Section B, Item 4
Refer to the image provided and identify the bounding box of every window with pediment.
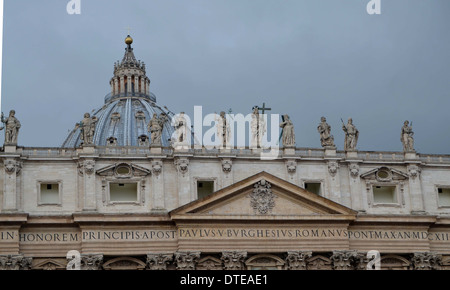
[360,167,408,208]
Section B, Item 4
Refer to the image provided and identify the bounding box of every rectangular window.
[39,183,60,205]
[438,188,450,207]
[373,186,397,204]
[197,181,215,200]
[110,183,138,202]
[304,182,322,195]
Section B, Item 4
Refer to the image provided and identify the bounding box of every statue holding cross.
[253,103,272,115]
[250,104,268,149]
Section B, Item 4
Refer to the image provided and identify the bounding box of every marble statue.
[317,117,335,148]
[148,113,166,146]
[80,113,98,145]
[280,115,295,148]
[216,111,231,148]
[173,112,189,147]
[251,106,266,149]
[401,120,414,152]
[1,110,21,145]
[342,118,359,151]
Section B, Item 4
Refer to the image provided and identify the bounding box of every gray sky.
[2,0,450,154]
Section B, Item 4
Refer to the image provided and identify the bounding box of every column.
[114,78,119,95]
[174,157,192,206]
[2,159,21,211]
[407,164,425,214]
[326,160,341,204]
[146,79,150,95]
[0,255,32,270]
[127,75,132,94]
[140,77,145,94]
[146,253,173,270]
[120,76,125,94]
[134,76,139,94]
[78,159,97,211]
[285,159,299,185]
[151,159,165,211]
[412,252,442,270]
[80,254,103,270]
[348,162,364,211]
[174,251,200,270]
[221,158,233,188]
[331,250,357,270]
[221,251,247,270]
[285,251,312,270]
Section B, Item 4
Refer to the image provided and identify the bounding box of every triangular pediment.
[170,172,356,221]
[96,162,151,178]
[360,166,409,182]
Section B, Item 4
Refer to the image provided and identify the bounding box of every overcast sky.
[1,0,450,154]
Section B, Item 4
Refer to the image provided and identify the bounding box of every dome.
[62,36,175,148]
[62,95,174,148]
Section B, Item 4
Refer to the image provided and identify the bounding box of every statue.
[317,117,335,148]
[1,110,21,145]
[251,106,266,149]
[401,120,414,152]
[280,115,295,148]
[80,113,98,145]
[173,112,189,147]
[215,111,231,148]
[147,113,167,146]
[342,118,359,151]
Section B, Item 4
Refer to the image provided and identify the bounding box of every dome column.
[114,78,119,96]
[140,77,145,94]
[127,75,133,94]
[134,76,139,95]
[120,76,125,94]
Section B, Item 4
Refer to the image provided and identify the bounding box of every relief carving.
[174,251,201,270]
[221,159,232,173]
[349,163,359,179]
[248,179,277,215]
[331,250,357,270]
[78,160,96,176]
[4,159,21,175]
[80,254,103,270]
[306,255,332,270]
[146,253,173,270]
[328,161,339,177]
[412,252,442,270]
[0,255,32,270]
[197,256,223,270]
[408,165,421,179]
[221,251,247,270]
[175,158,189,176]
[152,160,163,176]
[286,160,297,174]
[285,251,312,270]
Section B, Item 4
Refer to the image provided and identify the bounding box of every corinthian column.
[285,251,312,270]
[331,250,357,270]
[221,251,247,270]
[174,251,200,270]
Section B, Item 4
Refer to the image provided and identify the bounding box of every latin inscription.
[1,229,449,243]
[178,228,450,241]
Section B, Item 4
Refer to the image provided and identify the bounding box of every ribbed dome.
[62,35,175,148]
[62,94,175,148]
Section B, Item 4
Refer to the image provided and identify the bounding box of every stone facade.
[1,35,450,270]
